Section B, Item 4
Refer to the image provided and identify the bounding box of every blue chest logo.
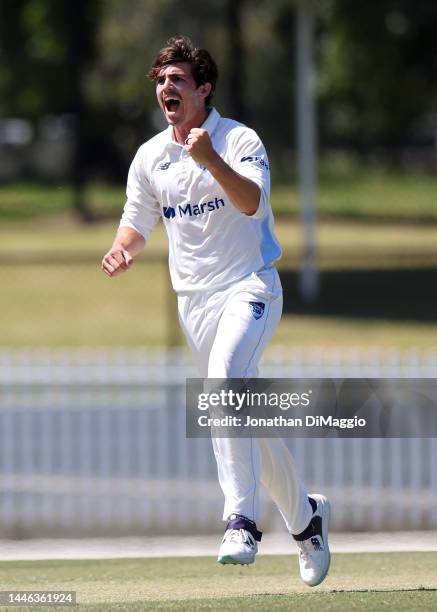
[249,302,265,320]
[163,206,176,219]
[162,197,225,221]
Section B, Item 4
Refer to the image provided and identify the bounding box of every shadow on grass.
[280,268,437,323]
[330,587,437,593]
[125,588,437,611]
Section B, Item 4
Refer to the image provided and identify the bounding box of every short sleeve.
[229,128,271,219]
[119,146,161,240]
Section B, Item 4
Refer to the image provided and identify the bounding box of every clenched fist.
[184,128,216,165]
[101,248,133,277]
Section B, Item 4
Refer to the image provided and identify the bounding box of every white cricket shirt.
[119,107,282,292]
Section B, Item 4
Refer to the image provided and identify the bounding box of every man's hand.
[102,227,145,278]
[184,128,216,165]
[101,247,133,277]
[184,128,260,216]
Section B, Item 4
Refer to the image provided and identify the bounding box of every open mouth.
[164,98,181,112]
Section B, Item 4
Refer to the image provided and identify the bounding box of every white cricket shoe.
[293,494,331,586]
[217,514,262,565]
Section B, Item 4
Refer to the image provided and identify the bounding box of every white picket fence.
[1,347,437,536]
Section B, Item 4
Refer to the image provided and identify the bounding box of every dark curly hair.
[148,36,218,106]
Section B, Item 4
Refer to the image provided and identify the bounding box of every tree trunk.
[226,0,247,123]
[66,0,94,222]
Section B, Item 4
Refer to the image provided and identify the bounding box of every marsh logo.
[163,206,176,219]
[240,155,269,170]
[249,302,265,320]
[163,197,226,221]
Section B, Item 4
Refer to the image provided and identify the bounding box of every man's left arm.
[185,128,262,216]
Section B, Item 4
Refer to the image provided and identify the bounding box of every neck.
[173,108,209,144]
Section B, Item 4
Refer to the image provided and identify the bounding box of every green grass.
[1,168,437,221]
[0,262,170,346]
[4,218,437,267]
[0,553,436,610]
[274,171,437,220]
[2,219,437,348]
[1,174,437,349]
[0,183,125,221]
[3,262,437,347]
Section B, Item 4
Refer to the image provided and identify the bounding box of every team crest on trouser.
[249,301,265,320]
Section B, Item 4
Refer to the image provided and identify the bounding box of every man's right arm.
[101,226,145,277]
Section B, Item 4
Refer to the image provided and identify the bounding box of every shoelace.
[226,529,256,547]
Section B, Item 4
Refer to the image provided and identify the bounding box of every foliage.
[0,0,101,117]
[318,0,437,150]
[1,0,436,183]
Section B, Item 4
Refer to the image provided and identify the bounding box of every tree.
[0,0,102,220]
[318,0,437,155]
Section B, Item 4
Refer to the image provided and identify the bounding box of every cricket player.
[102,36,330,586]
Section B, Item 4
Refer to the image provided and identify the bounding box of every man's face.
[156,62,210,128]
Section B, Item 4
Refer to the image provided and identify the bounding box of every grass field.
[2,218,437,348]
[0,552,436,610]
[1,168,437,221]
[1,172,437,348]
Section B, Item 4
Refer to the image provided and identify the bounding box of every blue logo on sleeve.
[249,302,265,320]
[240,156,269,170]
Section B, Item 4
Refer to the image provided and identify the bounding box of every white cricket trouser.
[178,266,312,534]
